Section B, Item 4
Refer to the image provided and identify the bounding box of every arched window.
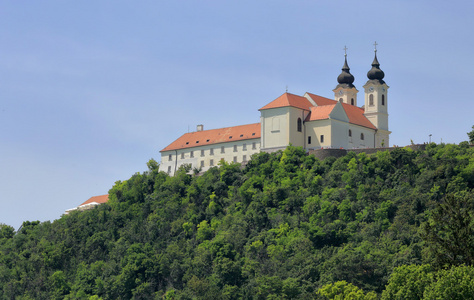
[361,133,364,140]
[382,94,385,105]
[339,98,343,103]
[351,98,354,105]
[297,118,302,132]
[348,129,352,137]
[369,94,374,106]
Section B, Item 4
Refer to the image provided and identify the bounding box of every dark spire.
[336,46,355,88]
[367,42,385,83]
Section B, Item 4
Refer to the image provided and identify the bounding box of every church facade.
[160,49,390,175]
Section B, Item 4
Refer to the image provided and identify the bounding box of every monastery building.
[160,47,390,176]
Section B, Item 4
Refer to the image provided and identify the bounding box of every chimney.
[197,124,204,132]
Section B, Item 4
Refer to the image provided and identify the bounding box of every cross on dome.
[336,45,355,87]
[367,42,385,82]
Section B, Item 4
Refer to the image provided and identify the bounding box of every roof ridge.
[185,122,260,133]
[161,123,261,152]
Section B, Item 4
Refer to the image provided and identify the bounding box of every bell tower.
[333,46,358,106]
[363,42,391,147]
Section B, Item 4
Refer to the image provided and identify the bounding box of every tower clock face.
[369,87,374,92]
[339,90,344,95]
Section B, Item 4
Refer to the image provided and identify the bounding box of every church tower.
[363,42,391,147]
[333,47,358,106]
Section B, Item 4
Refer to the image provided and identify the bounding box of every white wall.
[160,138,261,176]
[306,120,376,149]
[260,107,289,151]
[288,107,307,147]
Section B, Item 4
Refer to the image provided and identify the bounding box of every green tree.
[467,125,474,144]
[422,191,474,268]
[0,223,14,239]
[317,281,377,299]
[423,265,474,300]
[49,271,71,299]
[381,264,433,300]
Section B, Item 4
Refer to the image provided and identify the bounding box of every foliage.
[381,264,434,299]
[382,264,474,300]
[468,125,474,144]
[0,145,473,298]
[317,281,377,299]
[422,191,474,268]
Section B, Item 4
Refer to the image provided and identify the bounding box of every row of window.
[307,135,323,144]
[184,133,257,146]
[166,155,249,173]
[168,143,257,161]
[198,155,248,167]
[306,131,365,145]
[349,130,365,140]
[369,94,386,106]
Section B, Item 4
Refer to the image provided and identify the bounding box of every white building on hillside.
[65,195,109,214]
[160,47,390,175]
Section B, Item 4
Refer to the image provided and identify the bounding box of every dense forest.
[1,142,473,299]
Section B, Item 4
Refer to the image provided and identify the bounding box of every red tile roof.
[305,93,337,106]
[305,105,336,121]
[302,93,376,129]
[259,93,313,111]
[160,123,261,152]
[79,194,109,207]
[341,103,376,129]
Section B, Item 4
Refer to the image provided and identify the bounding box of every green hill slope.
[1,143,473,299]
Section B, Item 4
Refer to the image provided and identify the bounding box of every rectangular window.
[320,135,324,143]
[233,156,237,163]
[201,150,205,157]
[168,154,172,161]
[243,155,247,162]
[210,148,214,155]
[252,142,256,149]
[190,151,194,158]
[210,159,214,166]
[181,153,185,159]
[308,136,311,144]
[221,146,225,153]
[233,145,237,152]
[200,161,204,167]
[167,166,171,173]
[243,143,247,151]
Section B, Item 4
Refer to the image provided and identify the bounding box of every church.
[160,47,390,176]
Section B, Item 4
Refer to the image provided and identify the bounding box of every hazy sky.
[1,1,473,230]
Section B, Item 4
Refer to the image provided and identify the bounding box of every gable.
[329,102,350,122]
[260,93,313,111]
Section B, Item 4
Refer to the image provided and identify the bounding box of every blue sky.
[1,1,473,230]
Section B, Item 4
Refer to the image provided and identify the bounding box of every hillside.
[1,143,473,299]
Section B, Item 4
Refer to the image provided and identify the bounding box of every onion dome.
[366,43,385,84]
[336,55,355,88]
